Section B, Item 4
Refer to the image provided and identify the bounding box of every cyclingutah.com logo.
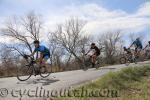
[0,86,120,99]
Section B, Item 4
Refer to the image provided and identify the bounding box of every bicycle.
[82,54,103,70]
[17,55,51,81]
[120,48,137,66]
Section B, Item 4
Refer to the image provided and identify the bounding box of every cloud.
[1,1,150,43]
[44,3,127,35]
[136,2,150,17]
[82,17,150,35]
[63,4,127,20]
[45,2,150,37]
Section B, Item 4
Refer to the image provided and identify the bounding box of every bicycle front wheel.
[17,65,33,81]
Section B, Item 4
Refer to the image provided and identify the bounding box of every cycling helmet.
[123,46,126,49]
[33,40,40,44]
[136,37,140,41]
[149,41,150,44]
[91,43,95,46]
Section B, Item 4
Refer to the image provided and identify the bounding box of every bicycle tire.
[95,57,103,69]
[120,57,127,64]
[17,65,33,81]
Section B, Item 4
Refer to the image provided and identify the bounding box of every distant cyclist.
[123,46,132,55]
[86,43,100,67]
[29,40,50,67]
[130,38,143,58]
[123,46,135,60]
[144,41,150,51]
[143,41,150,58]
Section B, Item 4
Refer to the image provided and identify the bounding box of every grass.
[54,65,150,100]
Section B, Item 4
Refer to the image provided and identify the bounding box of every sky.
[0,0,150,45]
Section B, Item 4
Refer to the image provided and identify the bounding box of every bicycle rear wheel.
[40,65,51,78]
[95,57,103,69]
[17,65,33,81]
[120,57,127,64]
[120,57,130,66]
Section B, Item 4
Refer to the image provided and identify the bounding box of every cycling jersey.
[133,39,143,49]
[90,46,100,56]
[34,45,50,59]
[124,48,132,54]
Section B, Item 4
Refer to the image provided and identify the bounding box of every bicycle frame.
[84,55,92,66]
[17,55,51,81]
[25,56,40,76]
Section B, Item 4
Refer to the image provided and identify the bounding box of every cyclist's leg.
[93,54,97,64]
[41,54,50,67]
[92,53,99,64]
[134,47,139,58]
[137,47,142,57]
[90,54,96,68]
[91,55,95,64]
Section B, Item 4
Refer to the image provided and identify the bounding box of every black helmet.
[33,40,40,44]
[149,41,150,44]
[91,43,95,46]
[123,46,126,49]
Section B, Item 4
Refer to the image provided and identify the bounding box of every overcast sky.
[0,0,150,45]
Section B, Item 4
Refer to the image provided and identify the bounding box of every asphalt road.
[0,61,150,100]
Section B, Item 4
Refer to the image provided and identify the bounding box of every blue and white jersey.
[34,45,50,55]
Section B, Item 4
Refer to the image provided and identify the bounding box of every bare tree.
[0,46,14,68]
[49,18,89,63]
[98,31,123,64]
[1,12,43,56]
[48,40,65,67]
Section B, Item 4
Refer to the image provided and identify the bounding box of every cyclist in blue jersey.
[130,38,143,58]
[29,40,50,67]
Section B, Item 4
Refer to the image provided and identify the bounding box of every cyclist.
[29,40,50,67]
[86,43,100,67]
[130,38,143,58]
[143,41,150,58]
[123,46,132,55]
[123,46,134,60]
[144,41,150,50]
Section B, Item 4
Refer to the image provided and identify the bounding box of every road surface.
[0,61,150,100]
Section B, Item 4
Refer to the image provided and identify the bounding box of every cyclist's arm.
[85,49,91,55]
[129,42,134,48]
[29,51,36,56]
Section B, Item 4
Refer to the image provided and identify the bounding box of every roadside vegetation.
[55,65,150,100]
